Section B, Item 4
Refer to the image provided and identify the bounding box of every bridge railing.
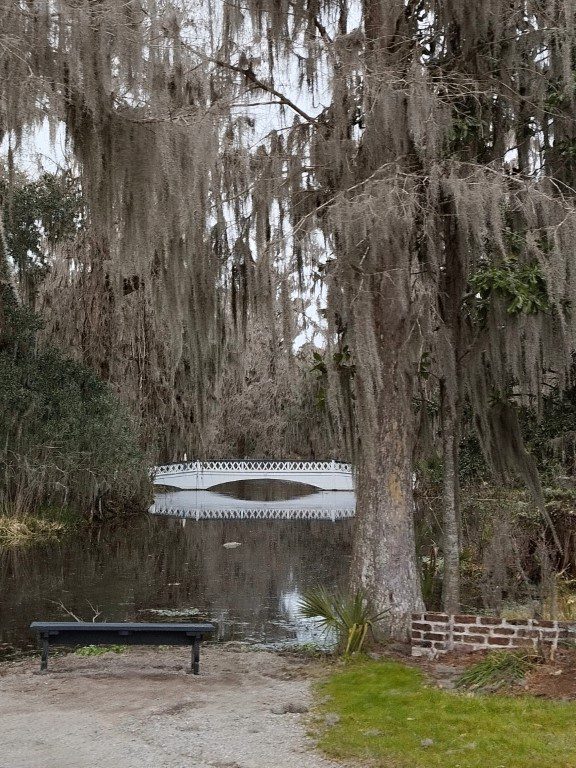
[153,459,353,475]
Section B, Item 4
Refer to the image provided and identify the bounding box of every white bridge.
[152,460,354,491]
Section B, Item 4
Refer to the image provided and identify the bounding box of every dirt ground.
[0,645,343,768]
[3,642,576,768]
[414,645,576,699]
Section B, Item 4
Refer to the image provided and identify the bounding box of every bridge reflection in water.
[151,489,356,521]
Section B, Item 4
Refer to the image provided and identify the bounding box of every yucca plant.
[299,587,388,656]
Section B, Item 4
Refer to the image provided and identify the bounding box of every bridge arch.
[152,460,354,492]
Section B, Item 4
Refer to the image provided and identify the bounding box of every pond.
[0,481,354,652]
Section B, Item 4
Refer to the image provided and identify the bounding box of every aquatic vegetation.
[138,608,202,619]
[0,515,64,547]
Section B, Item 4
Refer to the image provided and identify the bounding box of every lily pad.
[138,607,201,619]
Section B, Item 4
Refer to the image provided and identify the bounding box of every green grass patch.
[315,659,576,768]
[75,645,126,656]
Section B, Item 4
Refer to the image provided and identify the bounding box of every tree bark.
[440,376,461,614]
[347,0,424,639]
[438,194,465,614]
[352,366,425,639]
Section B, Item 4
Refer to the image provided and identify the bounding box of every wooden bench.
[30,621,215,674]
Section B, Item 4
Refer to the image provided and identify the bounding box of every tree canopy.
[3,0,576,634]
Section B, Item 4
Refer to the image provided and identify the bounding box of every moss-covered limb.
[314,659,576,768]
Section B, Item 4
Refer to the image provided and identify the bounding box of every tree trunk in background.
[440,376,461,613]
[438,193,465,614]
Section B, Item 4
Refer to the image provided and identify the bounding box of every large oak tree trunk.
[346,0,425,640]
[352,367,425,639]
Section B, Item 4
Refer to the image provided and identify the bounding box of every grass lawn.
[314,659,576,768]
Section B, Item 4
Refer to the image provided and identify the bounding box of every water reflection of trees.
[0,517,352,646]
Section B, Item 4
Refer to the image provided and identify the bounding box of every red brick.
[423,632,446,641]
[488,637,511,646]
[412,622,431,631]
[493,628,516,636]
[411,630,423,639]
[474,627,491,635]
[532,620,556,628]
[424,613,449,622]
[453,643,476,653]
[454,614,478,624]
[479,617,502,625]
[464,635,487,644]
[517,629,539,638]
[512,638,536,648]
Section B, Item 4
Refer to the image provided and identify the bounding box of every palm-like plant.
[299,587,388,656]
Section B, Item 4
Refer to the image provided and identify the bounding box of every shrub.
[299,587,387,655]
[456,651,536,692]
[0,284,151,520]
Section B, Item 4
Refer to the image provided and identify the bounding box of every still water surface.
[0,481,354,650]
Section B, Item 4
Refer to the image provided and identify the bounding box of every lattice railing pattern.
[153,460,352,475]
[151,507,355,520]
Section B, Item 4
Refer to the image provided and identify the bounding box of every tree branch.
[311,14,334,46]
[210,57,318,125]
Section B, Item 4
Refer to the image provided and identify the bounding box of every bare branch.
[212,57,318,124]
[51,600,82,623]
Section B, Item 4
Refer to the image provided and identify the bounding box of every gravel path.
[0,645,344,768]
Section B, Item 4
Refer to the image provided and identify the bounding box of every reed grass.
[0,514,65,547]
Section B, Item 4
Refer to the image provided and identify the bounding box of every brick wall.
[411,613,576,656]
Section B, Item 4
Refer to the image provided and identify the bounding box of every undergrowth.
[299,587,386,655]
[455,651,536,692]
[75,645,126,657]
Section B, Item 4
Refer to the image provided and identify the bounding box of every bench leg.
[191,637,200,675]
[41,637,49,671]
